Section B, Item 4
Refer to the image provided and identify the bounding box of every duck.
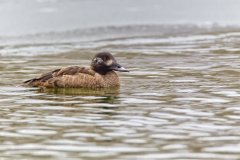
[24,52,129,88]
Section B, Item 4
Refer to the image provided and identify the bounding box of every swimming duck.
[24,52,129,88]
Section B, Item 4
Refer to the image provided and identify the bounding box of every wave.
[1,24,240,56]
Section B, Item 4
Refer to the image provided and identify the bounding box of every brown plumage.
[24,52,129,88]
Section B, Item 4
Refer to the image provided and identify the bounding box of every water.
[1,0,240,160]
[1,24,240,159]
[1,0,240,35]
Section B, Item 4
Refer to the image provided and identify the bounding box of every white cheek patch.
[106,59,113,66]
[94,58,103,64]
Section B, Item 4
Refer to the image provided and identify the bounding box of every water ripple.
[1,24,240,159]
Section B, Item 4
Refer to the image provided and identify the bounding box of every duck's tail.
[23,78,40,86]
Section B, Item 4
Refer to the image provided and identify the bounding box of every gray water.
[1,0,240,160]
[1,24,240,160]
[1,0,240,35]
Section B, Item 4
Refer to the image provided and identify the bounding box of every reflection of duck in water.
[24,52,129,88]
[38,87,120,97]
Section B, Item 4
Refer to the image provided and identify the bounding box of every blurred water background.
[1,0,240,159]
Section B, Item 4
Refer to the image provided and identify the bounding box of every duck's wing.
[24,66,95,87]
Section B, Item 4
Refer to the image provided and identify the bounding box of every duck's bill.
[115,66,129,72]
[111,64,129,72]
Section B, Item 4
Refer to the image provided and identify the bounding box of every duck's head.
[91,52,129,74]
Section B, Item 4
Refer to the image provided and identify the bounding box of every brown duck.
[24,52,129,88]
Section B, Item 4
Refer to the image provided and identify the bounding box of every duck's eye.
[94,58,103,64]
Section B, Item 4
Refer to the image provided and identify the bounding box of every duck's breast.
[101,71,120,88]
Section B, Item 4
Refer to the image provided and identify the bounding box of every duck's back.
[24,66,120,88]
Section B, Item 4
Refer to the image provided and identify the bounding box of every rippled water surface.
[1,25,240,159]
